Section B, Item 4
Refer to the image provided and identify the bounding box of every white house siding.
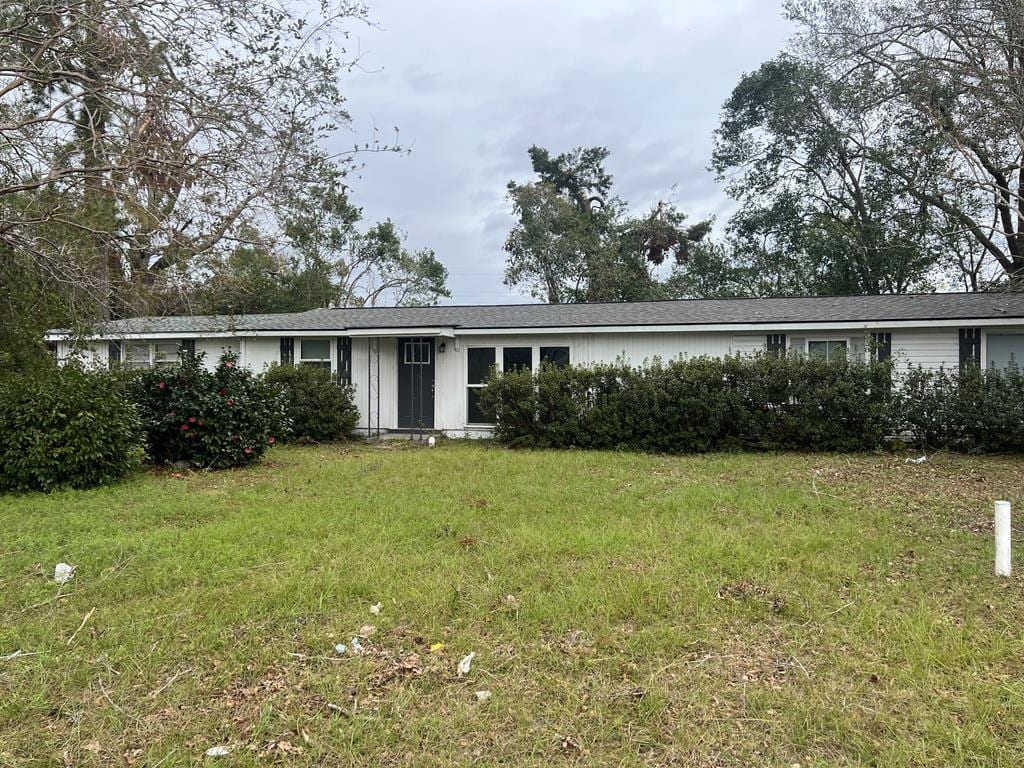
[350,337,398,432]
[242,337,280,373]
[889,329,960,374]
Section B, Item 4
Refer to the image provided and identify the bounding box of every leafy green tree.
[504,145,710,302]
[711,55,947,295]
[193,174,449,314]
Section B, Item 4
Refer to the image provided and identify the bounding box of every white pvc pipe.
[995,501,1012,577]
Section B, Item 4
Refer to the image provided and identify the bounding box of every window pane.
[153,342,179,366]
[540,346,570,367]
[807,341,828,360]
[467,347,495,385]
[467,389,491,424]
[300,339,330,360]
[827,340,848,359]
[127,343,151,369]
[987,334,1024,370]
[300,361,332,370]
[502,346,532,373]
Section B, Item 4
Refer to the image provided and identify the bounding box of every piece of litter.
[457,651,475,677]
[474,690,492,702]
[205,746,231,757]
[369,602,381,615]
[334,643,347,656]
[359,624,376,637]
[350,637,364,655]
[54,563,75,585]
[427,436,436,447]
[429,642,445,654]
[904,456,927,464]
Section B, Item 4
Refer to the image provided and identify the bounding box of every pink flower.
[197,420,204,426]
[244,446,253,455]
[268,436,276,445]
[179,424,189,431]
[158,381,166,390]
[225,361,235,369]
[227,399,234,406]
[188,417,197,423]
[170,410,176,417]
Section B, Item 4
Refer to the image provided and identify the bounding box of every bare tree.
[786,0,1024,282]
[0,0,396,321]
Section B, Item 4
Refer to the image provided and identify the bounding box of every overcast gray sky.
[336,1,795,304]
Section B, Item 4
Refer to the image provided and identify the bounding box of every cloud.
[332,0,794,303]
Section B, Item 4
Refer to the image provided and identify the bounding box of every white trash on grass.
[904,456,927,465]
[54,563,75,585]
[427,436,436,447]
[369,602,381,615]
[205,746,232,757]
[334,643,347,655]
[350,637,364,655]
[457,651,475,677]
[474,690,492,702]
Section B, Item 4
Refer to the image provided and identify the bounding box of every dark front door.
[397,337,435,429]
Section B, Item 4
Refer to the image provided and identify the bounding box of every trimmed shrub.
[478,354,894,453]
[264,364,359,443]
[0,363,144,492]
[131,352,287,468]
[895,364,1024,452]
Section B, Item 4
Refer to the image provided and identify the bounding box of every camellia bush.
[264,363,359,443]
[478,353,895,453]
[131,352,287,468]
[0,363,144,492]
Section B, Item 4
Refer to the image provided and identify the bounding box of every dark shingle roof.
[74,292,1024,336]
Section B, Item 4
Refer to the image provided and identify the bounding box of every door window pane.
[403,340,431,364]
[502,346,532,373]
[467,347,495,385]
[540,346,570,367]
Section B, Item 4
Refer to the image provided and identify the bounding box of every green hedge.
[264,363,359,443]
[0,364,144,492]
[895,364,1024,453]
[478,354,895,452]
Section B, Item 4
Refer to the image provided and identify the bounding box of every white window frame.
[464,343,572,426]
[124,340,181,369]
[805,337,849,362]
[297,338,334,370]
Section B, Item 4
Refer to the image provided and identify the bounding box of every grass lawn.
[2,443,1024,767]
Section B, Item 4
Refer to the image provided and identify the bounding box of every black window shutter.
[766,334,786,356]
[280,337,294,364]
[180,339,196,357]
[108,341,122,368]
[959,328,981,368]
[871,332,892,362]
[337,337,352,385]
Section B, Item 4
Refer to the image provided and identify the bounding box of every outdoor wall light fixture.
[438,341,447,354]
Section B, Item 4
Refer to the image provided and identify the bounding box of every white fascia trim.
[452,318,1024,335]
[343,327,455,338]
[46,318,1024,343]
